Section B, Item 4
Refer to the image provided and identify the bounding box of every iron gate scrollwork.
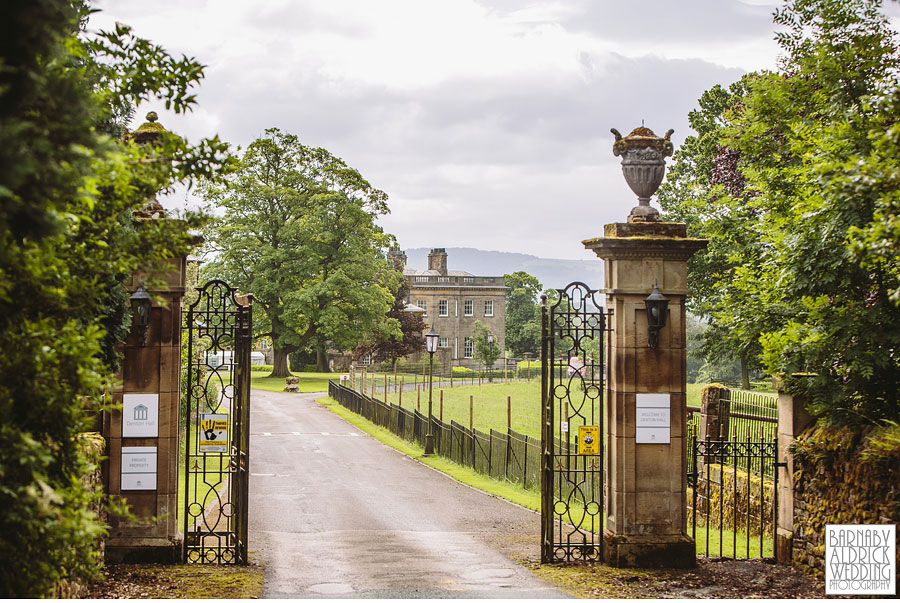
[540,282,610,563]
[182,279,252,564]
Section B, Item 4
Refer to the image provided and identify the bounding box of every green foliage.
[472,320,501,371]
[452,366,474,376]
[354,278,425,366]
[0,2,229,596]
[200,128,400,377]
[504,271,542,357]
[721,0,900,423]
[663,0,900,422]
[657,75,762,385]
[516,361,541,379]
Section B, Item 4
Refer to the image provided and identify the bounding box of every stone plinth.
[584,221,706,568]
[105,256,187,563]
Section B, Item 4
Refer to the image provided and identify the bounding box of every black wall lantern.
[644,281,669,348]
[130,284,152,346]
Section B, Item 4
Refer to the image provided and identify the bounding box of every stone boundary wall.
[54,432,106,598]
[689,465,775,535]
[790,423,900,575]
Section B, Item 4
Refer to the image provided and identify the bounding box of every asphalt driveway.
[248,389,567,598]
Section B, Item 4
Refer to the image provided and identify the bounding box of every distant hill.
[404,247,604,291]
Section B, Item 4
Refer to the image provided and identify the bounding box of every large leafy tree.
[353,279,425,368]
[504,271,543,357]
[0,1,230,596]
[201,129,400,376]
[657,76,764,389]
[723,0,900,423]
[670,0,900,423]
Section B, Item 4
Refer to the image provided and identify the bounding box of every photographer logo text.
[826,524,895,595]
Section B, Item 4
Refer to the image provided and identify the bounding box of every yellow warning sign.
[578,425,600,455]
[199,413,229,453]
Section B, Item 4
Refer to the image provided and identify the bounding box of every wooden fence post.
[417,385,421,411]
[507,396,511,431]
[384,375,387,403]
[440,390,443,422]
[470,395,474,431]
[399,379,403,407]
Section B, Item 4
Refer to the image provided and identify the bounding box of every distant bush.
[251,364,273,372]
[452,366,474,376]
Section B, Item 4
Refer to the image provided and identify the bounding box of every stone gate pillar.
[104,114,188,562]
[104,256,187,563]
[583,126,707,567]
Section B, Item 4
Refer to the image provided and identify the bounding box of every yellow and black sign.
[199,413,229,453]
[578,425,600,455]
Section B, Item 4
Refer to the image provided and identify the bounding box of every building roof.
[403,269,474,277]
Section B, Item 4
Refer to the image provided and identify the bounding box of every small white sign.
[122,393,159,438]
[636,393,671,444]
[826,524,896,595]
[560,421,569,433]
[121,446,157,491]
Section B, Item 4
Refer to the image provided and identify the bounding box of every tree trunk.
[270,348,291,377]
[315,342,330,373]
[740,354,751,390]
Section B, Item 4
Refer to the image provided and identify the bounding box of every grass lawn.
[250,371,333,393]
[378,380,545,437]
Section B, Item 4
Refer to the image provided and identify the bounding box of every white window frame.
[464,299,473,316]
[439,337,449,348]
[464,336,474,358]
[417,299,427,317]
[438,299,448,317]
[484,300,493,317]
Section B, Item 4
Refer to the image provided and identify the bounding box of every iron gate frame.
[182,279,252,564]
[688,436,786,560]
[540,281,611,563]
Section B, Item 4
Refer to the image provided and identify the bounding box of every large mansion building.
[388,247,506,371]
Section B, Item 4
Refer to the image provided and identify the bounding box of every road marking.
[252,431,364,437]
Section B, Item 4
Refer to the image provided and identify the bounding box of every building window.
[438,299,448,317]
[464,299,473,316]
[484,300,493,317]
[464,337,474,358]
[360,354,373,365]
[463,277,475,283]
[439,337,449,348]
[416,276,429,283]
[437,276,450,283]
[417,299,427,317]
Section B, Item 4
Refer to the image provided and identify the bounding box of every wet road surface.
[248,389,567,598]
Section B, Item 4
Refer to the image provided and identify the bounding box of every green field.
[367,379,707,439]
[249,371,334,393]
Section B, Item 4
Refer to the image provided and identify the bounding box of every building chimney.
[427,248,448,276]
[387,245,407,270]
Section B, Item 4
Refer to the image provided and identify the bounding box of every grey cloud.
[476,0,775,44]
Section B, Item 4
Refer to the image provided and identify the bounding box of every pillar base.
[105,537,181,564]
[604,531,696,568]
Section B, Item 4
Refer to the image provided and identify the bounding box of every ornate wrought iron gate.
[688,434,784,560]
[540,282,610,563]
[182,279,252,564]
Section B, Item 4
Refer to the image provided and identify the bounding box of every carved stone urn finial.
[611,126,674,222]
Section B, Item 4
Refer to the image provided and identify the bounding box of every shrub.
[452,366,474,376]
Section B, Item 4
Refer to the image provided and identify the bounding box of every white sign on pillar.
[121,446,157,490]
[122,393,159,437]
[636,393,671,444]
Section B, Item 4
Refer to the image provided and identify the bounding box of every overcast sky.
[87,1,897,261]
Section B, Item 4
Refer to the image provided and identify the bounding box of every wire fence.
[330,379,544,488]
[328,379,599,504]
